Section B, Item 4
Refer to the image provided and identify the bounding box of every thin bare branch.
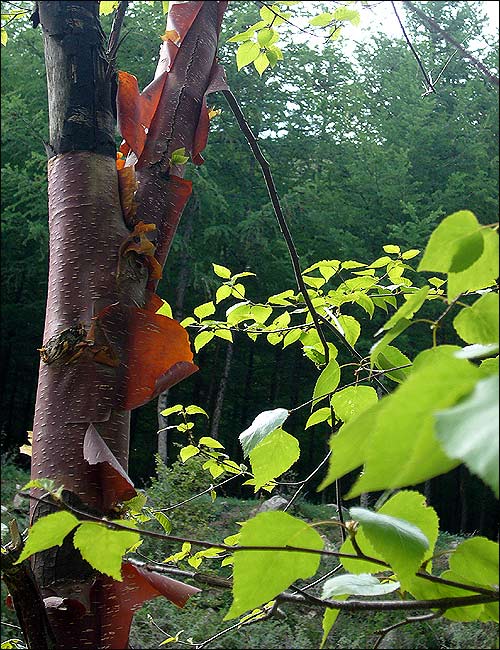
[372,609,445,649]
[20,492,500,600]
[221,88,331,365]
[391,0,434,93]
[403,1,499,87]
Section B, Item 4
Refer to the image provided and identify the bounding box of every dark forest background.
[1,1,498,537]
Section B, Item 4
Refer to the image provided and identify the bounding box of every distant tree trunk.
[210,342,233,439]
[269,345,282,405]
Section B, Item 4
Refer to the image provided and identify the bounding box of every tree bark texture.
[210,343,233,439]
[21,1,228,648]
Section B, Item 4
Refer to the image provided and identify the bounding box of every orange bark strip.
[191,62,228,165]
[98,302,198,411]
[117,165,138,227]
[116,2,204,162]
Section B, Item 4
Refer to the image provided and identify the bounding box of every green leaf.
[160,404,183,417]
[336,315,360,346]
[401,249,420,260]
[449,537,499,591]
[268,289,295,305]
[73,522,140,581]
[418,211,481,273]
[170,147,189,165]
[236,41,260,70]
[153,511,172,534]
[162,1,169,14]
[227,29,255,43]
[213,263,231,279]
[383,245,400,254]
[225,511,323,619]
[349,507,429,582]
[447,228,499,299]
[354,293,375,318]
[319,405,378,490]
[341,491,438,583]
[322,573,400,599]
[409,537,500,622]
[232,283,246,299]
[199,436,225,449]
[216,284,232,303]
[15,511,80,563]
[381,286,429,332]
[436,374,499,497]
[347,354,480,497]
[99,1,119,15]
[203,458,224,479]
[226,302,252,325]
[313,358,341,404]
[373,345,412,383]
[309,12,333,27]
[370,318,412,363]
[283,329,301,348]
[123,491,147,514]
[449,231,484,273]
[455,343,499,360]
[239,408,289,457]
[215,328,233,342]
[453,293,499,344]
[155,299,173,318]
[180,445,200,462]
[257,27,275,46]
[194,331,215,352]
[185,405,208,417]
[250,305,273,324]
[333,6,360,24]
[330,385,378,423]
[305,407,331,429]
[321,606,342,648]
[194,301,215,319]
[1,28,8,47]
[249,429,300,490]
[22,478,63,498]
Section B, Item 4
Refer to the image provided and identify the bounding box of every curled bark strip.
[83,425,137,510]
[192,62,229,165]
[116,1,204,163]
[117,165,138,227]
[98,302,198,411]
[96,562,201,649]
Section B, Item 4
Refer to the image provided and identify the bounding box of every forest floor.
[1,457,497,649]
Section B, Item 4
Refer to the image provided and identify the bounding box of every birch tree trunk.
[21,2,227,647]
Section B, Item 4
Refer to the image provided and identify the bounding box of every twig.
[403,1,499,87]
[283,451,332,512]
[391,0,434,93]
[196,602,279,649]
[20,492,500,598]
[372,609,445,649]
[222,88,330,365]
[154,472,244,513]
[316,312,390,395]
[122,560,498,621]
[255,0,317,38]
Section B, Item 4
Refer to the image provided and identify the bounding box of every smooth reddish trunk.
[23,1,227,648]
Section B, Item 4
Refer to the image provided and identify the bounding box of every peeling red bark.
[23,1,228,647]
